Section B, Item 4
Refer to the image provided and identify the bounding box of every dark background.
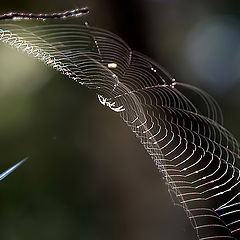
[0,1,240,240]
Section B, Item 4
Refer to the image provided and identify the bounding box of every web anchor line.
[0,7,89,21]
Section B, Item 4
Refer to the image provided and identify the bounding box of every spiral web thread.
[0,17,240,240]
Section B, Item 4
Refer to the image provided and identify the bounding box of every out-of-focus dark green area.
[0,1,240,240]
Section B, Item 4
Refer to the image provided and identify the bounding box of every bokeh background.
[0,0,240,240]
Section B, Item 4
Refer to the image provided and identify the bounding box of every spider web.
[1,20,240,240]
